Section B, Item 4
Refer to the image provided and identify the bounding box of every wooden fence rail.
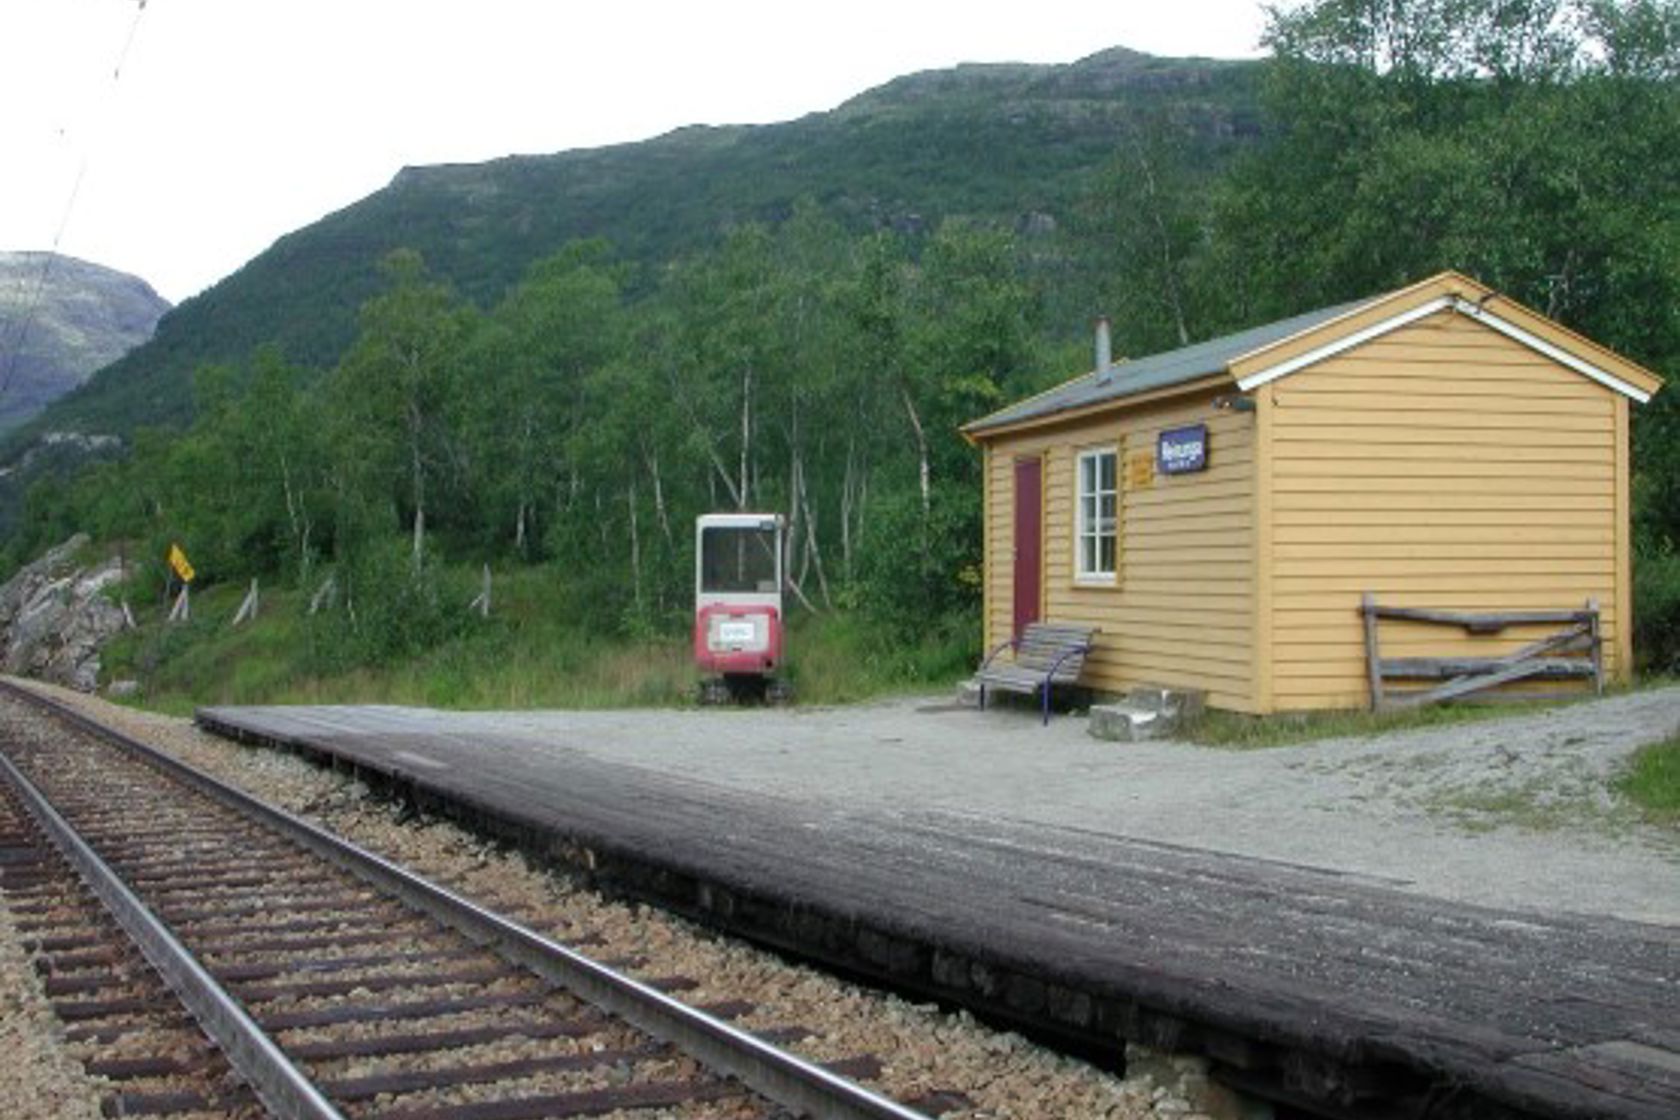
[1360,594,1602,710]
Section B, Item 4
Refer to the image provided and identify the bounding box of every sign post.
[166,543,195,623]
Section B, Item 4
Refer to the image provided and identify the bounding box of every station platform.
[195,697,1680,1120]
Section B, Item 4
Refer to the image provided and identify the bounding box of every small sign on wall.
[1158,424,1208,475]
[1126,450,1155,489]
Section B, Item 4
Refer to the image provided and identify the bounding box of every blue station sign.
[1157,424,1208,475]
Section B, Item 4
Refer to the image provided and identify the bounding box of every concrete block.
[1089,686,1206,741]
[1126,685,1206,722]
[1088,704,1157,742]
[954,679,983,708]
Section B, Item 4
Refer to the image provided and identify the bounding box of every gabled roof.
[963,271,1664,440]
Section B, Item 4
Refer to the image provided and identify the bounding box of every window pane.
[1077,449,1119,578]
[701,527,779,593]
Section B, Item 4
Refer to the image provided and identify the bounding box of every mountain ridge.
[0,252,170,435]
[12,46,1261,451]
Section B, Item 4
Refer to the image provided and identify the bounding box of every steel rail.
[3,681,933,1120]
[0,748,346,1120]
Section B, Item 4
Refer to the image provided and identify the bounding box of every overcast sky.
[2,1,1270,304]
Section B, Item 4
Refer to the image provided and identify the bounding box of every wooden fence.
[1360,594,1602,710]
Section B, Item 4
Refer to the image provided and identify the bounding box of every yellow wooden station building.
[962,271,1664,713]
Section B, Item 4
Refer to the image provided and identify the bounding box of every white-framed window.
[1075,446,1117,581]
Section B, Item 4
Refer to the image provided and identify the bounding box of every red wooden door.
[1013,456,1042,639]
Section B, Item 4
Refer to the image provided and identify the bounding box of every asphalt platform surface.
[204,686,1679,924]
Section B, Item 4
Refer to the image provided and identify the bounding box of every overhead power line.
[0,0,153,405]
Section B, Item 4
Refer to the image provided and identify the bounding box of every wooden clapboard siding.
[1266,309,1622,711]
[983,388,1259,712]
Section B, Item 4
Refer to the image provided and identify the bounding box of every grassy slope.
[104,565,975,716]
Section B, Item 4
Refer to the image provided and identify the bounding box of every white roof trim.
[1233,296,1454,391]
[1234,295,1652,403]
[1449,297,1652,403]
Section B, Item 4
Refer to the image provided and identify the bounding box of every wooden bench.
[974,622,1099,725]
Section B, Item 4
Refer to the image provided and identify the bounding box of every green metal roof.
[966,295,1377,435]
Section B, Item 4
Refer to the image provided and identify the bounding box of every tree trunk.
[408,400,426,571]
[278,448,301,551]
[786,406,803,586]
[517,411,535,559]
[840,437,868,583]
[799,465,832,609]
[900,385,931,521]
[412,506,425,570]
[1133,132,1191,347]
[647,448,674,551]
[628,481,642,611]
[738,365,753,509]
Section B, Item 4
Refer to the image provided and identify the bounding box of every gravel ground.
[0,682,1230,1120]
[354,685,1680,923]
[0,883,105,1120]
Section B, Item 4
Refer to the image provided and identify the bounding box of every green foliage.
[103,560,973,712]
[785,609,976,702]
[1633,546,1680,672]
[18,214,1046,688]
[851,481,983,630]
[1616,733,1680,823]
[305,540,472,670]
[10,16,1680,701]
[1215,0,1680,574]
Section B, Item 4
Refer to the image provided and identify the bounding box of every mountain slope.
[15,47,1261,447]
[0,252,170,434]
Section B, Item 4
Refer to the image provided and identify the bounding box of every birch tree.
[330,250,472,572]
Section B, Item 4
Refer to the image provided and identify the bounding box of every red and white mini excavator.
[694,513,791,703]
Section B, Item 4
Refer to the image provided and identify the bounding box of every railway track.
[0,684,933,1120]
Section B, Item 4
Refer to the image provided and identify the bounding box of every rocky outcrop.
[0,534,128,691]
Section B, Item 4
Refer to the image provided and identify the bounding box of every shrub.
[851,481,981,634]
[307,540,472,669]
[1617,735,1680,824]
[1634,546,1680,674]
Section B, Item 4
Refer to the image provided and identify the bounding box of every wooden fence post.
[1361,592,1384,711]
[167,586,190,624]
[308,576,336,615]
[231,578,259,627]
[1587,598,1603,695]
